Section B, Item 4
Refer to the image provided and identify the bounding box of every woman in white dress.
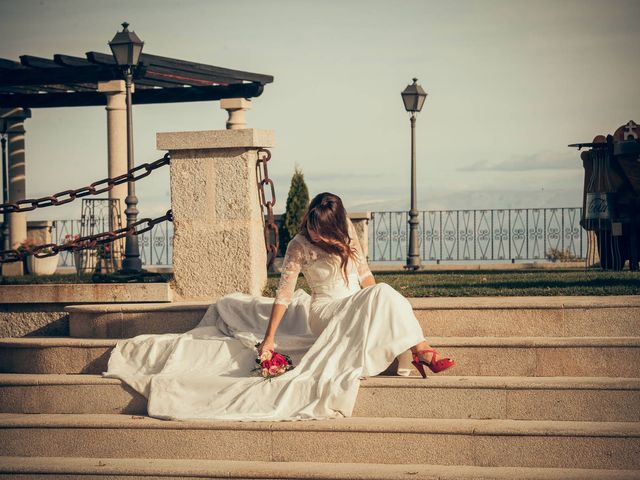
[103,192,455,422]
[257,192,455,380]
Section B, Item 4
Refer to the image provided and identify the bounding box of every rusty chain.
[0,153,171,215]
[0,210,173,264]
[256,148,279,269]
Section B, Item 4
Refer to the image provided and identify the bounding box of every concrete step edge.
[65,301,211,313]
[1,414,639,437]
[1,456,638,479]
[63,295,640,313]
[3,336,640,348]
[3,373,640,390]
[0,337,118,348]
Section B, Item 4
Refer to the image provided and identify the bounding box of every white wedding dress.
[103,218,426,422]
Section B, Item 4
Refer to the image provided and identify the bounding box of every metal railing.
[49,206,585,268]
[52,218,173,268]
[370,208,585,262]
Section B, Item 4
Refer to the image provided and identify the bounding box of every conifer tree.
[280,166,310,253]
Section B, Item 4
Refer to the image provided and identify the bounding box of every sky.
[1,0,639,222]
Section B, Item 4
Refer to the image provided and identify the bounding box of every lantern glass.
[109,22,144,68]
[401,78,428,113]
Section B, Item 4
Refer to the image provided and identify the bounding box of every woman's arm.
[258,239,304,357]
[347,218,376,288]
[258,303,286,356]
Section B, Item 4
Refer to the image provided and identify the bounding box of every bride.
[103,192,455,422]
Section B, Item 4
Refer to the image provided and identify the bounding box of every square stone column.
[347,211,371,261]
[1,108,31,277]
[157,129,274,301]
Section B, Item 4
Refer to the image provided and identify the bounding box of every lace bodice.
[274,218,373,306]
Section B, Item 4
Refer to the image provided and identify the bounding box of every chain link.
[256,148,279,269]
[0,153,171,215]
[0,210,173,264]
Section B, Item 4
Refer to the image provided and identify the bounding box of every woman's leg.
[410,340,455,365]
[410,340,436,363]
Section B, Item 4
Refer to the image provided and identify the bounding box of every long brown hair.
[299,192,357,284]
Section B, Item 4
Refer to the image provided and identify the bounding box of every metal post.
[1,128,8,251]
[405,113,421,270]
[120,67,142,273]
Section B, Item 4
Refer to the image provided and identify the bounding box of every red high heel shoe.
[411,348,455,378]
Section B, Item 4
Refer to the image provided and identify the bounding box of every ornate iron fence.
[52,218,173,268]
[51,207,585,267]
[370,208,585,262]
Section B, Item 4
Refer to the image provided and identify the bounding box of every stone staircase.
[1,296,639,479]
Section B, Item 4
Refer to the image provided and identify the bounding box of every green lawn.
[264,269,640,297]
[0,273,96,284]
[2,269,639,297]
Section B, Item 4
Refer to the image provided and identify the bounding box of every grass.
[2,269,639,297]
[263,269,640,297]
[0,273,97,284]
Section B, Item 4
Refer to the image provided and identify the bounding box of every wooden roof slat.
[0,86,44,94]
[0,64,121,87]
[144,65,234,86]
[17,56,99,92]
[87,51,272,85]
[0,51,272,107]
[53,54,92,67]
[140,52,273,84]
[87,51,238,86]
[0,58,26,69]
[85,51,116,65]
[0,83,263,108]
[134,78,182,88]
[20,55,60,68]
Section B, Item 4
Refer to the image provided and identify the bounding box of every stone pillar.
[1,108,31,276]
[220,98,251,129]
[348,211,371,261]
[157,129,274,301]
[97,80,131,268]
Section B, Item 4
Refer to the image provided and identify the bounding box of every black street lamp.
[401,78,427,270]
[109,22,144,275]
[0,119,8,252]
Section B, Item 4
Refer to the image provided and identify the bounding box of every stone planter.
[26,254,59,276]
[74,250,97,275]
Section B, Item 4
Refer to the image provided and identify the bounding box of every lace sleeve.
[274,238,305,307]
[347,218,373,283]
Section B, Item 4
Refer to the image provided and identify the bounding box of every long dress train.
[103,219,426,422]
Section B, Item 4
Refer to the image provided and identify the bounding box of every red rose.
[271,353,288,368]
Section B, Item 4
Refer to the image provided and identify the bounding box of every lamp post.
[109,22,144,274]
[0,119,8,252]
[401,78,427,270]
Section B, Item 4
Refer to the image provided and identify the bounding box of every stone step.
[1,374,639,423]
[2,336,639,377]
[65,295,640,339]
[2,456,639,479]
[1,414,638,470]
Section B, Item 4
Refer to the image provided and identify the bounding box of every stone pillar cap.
[220,98,252,109]
[348,212,371,220]
[97,80,134,94]
[157,129,275,150]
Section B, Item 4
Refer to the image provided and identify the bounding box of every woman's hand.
[257,336,276,359]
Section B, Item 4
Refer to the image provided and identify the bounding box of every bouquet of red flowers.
[253,342,295,381]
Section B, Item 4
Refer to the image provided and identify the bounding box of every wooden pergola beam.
[0,82,264,108]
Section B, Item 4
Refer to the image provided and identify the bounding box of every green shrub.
[546,247,580,262]
[280,166,310,252]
